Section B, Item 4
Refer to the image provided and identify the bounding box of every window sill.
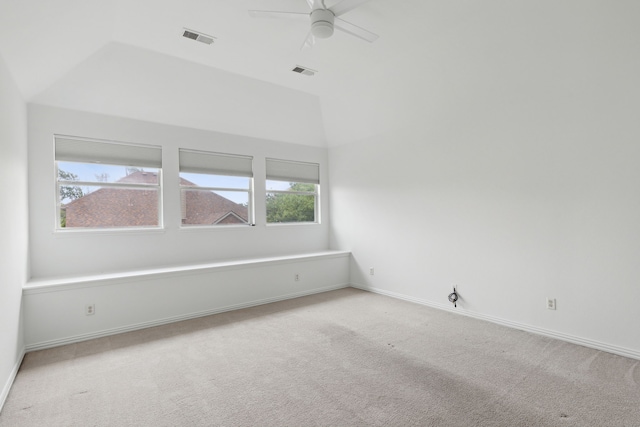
[179,224,255,232]
[24,250,351,294]
[54,227,165,237]
[266,222,320,227]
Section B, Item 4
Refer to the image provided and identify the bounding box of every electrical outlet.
[369,267,374,276]
[294,273,300,282]
[546,298,556,310]
[85,304,95,316]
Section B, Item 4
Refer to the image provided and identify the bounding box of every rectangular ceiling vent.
[292,65,317,77]
[182,28,216,45]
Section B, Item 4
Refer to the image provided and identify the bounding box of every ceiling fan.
[249,0,378,49]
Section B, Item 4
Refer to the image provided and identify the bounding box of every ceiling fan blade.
[305,0,315,9]
[329,0,370,16]
[334,17,378,42]
[248,10,309,21]
[300,32,316,50]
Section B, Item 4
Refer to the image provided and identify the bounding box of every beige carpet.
[1,288,639,426]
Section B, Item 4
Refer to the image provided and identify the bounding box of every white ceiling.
[2,1,635,146]
[0,0,429,98]
[0,0,459,146]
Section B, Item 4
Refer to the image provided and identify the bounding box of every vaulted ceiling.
[0,0,433,98]
[1,1,636,146]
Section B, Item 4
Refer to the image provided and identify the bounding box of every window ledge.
[54,227,166,237]
[24,250,351,294]
[179,224,254,232]
[266,222,320,227]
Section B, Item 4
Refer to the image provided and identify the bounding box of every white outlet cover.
[546,298,556,310]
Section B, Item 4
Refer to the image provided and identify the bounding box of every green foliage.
[58,169,84,227]
[58,169,84,202]
[290,182,316,192]
[60,207,67,228]
[266,182,316,223]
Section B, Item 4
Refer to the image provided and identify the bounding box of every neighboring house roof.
[64,171,248,227]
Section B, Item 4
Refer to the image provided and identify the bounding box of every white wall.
[329,2,640,357]
[25,103,341,351]
[0,54,27,409]
[32,43,327,148]
[29,104,330,278]
[24,252,350,349]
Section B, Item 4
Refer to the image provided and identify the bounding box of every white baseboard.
[26,283,350,352]
[351,283,640,361]
[0,347,25,414]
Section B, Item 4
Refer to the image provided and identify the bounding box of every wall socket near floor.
[294,273,300,282]
[546,298,556,310]
[369,267,375,276]
[85,304,95,316]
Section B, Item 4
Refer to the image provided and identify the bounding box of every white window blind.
[265,158,319,184]
[55,136,162,168]
[179,149,253,177]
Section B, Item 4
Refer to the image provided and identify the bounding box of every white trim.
[265,221,319,227]
[0,347,25,414]
[25,284,350,352]
[53,227,166,236]
[24,251,350,294]
[351,283,640,361]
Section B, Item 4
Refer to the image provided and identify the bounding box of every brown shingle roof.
[65,171,248,227]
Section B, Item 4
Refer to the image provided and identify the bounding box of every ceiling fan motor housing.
[311,9,335,38]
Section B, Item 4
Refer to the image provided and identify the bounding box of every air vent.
[182,28,216,45]
[292,65,317,76]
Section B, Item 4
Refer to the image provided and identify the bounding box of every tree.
[58,169,84,227]
[95,172,110,182]
[58,170,84,201]
[266,182,315,223]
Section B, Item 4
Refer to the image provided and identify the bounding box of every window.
[266,158,319,224]
[55,136,162,230]
[179,149,253,226]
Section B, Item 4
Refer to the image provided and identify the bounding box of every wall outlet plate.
[546,298,556,310]
[85,304,95,315]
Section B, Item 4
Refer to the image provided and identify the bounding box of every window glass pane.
[60,186,159,228]
[180,172,250,190]
[181,189,249,226]
[56,138,162,230]
[179,150,253,227]
[58,161,159,185]
[266,180,296,191]
[266,193,315,223]
[266,180,318,224]
[266,180,318,193]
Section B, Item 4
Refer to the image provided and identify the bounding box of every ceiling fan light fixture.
[310,9,334,39]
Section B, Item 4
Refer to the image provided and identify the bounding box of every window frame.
[265,158,321,225]
[54,135,163,232]
[265,180,320,225]
[179,149,254,228]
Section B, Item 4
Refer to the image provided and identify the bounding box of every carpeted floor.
[1,288,639,426]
